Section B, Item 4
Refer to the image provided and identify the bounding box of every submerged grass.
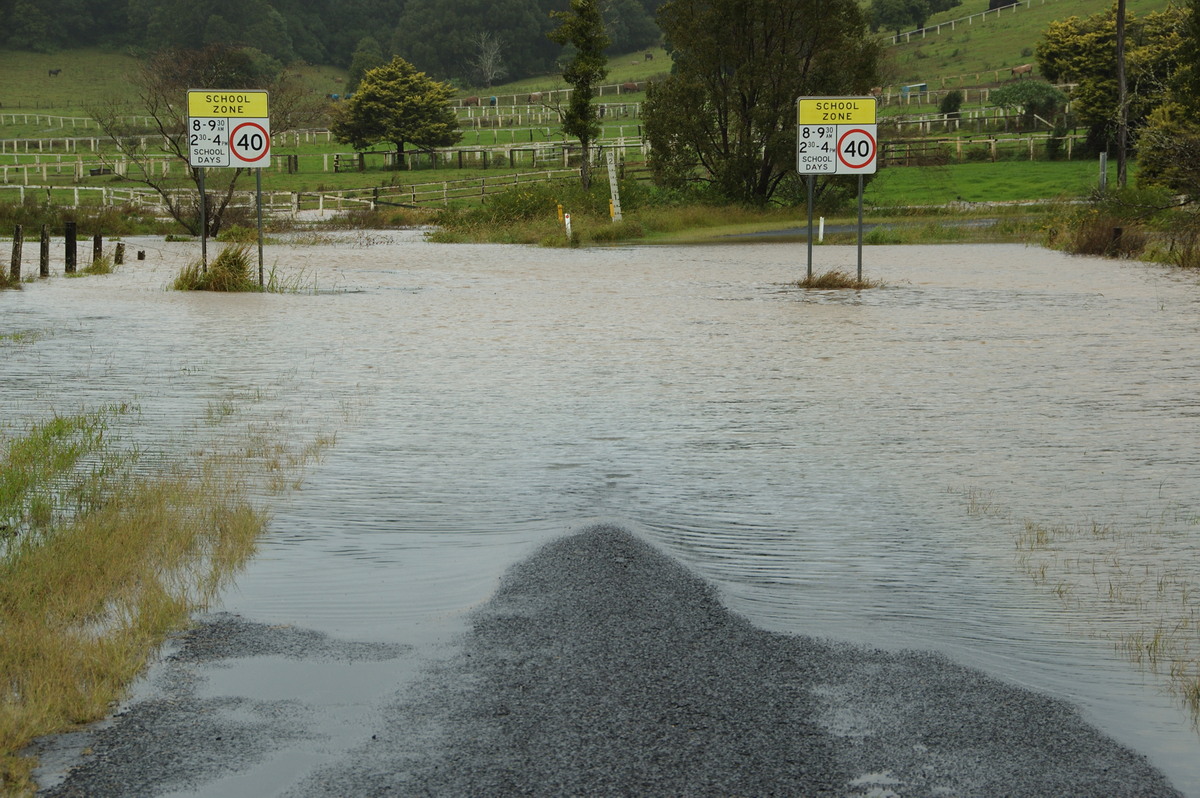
[961,488,1200,722]
[0,400,334,795]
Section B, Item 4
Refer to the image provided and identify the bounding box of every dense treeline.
[0,0,661,83]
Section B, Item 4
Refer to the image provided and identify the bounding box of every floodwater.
[5,233,1200,794]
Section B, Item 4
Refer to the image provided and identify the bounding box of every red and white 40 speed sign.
[837,127,877,174]
[229,119,271,167]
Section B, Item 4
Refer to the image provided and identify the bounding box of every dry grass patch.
[796,270,885,290]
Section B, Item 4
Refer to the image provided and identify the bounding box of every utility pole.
[1116,0,1128,188]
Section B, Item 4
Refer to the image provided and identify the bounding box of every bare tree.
[87,45,325,236]
[468,32,507,89]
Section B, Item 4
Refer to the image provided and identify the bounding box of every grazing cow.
[528,92,543,104]
[48,68,61,77]
[644,52,653,61]
[463,96,480,107]
[621,82,639,93]
[1011,63,1034,77]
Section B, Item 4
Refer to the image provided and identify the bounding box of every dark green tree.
[391,0,564,83]
[1037,7,1183,151]
[644,0,879,204]
[548,0,609,190]
[988,80,1067,131]
[345,35,386,94]
[330,56,462,167]
[602,0,659,53]
[869,0,961,37]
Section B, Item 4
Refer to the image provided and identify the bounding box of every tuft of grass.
[796,270,885,290]
[172,244,259,292]
[66,255,115,278]
[0,330,45,344]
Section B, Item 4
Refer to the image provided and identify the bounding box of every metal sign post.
[796,96,878,282]
[187,90,271,286]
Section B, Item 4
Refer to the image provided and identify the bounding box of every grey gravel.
[301,525,1182,797]
[36,525,1183,797]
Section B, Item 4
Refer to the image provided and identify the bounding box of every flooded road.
[5,234,1200,793]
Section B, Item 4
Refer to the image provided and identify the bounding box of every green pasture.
[886,0,1172,87]
[865,158,1127,206]
[0,48,346,115]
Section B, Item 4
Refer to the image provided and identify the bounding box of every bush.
[939,90,964,118]
[173,244,259,291]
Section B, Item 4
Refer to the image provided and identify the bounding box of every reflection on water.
[4,235,1200,792]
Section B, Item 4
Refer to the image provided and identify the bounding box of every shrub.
[173,244,259,291]
[939,90,964,118]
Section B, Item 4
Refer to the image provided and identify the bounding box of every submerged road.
[39,526,1181,797]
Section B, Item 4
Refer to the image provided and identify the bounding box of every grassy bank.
[0,399,332,796]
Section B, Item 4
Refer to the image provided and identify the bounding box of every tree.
[391,0,564,83]
[1036,7,1184,152]
[330,56,461,167]
[644,0,879,204]
[468,31,507,88]
[601,0,660,53]
[345,36,386,94]
[988,80,1066,131]
[87,44,323,237]
[869,0,961,37]
[1134,0,1200,198]
[548,0,610,191]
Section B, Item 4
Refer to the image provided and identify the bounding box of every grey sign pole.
[806,176,814,280]
[199,168,207,271]
[857,174,864,282]
[256,170,265,287]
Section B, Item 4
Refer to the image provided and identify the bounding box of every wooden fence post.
[92,234,102,265]
[9,225,20,282]
[114,242,125,265]
[39,224,49,277]
[65,221,76,273]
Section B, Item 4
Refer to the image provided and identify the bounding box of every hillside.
[885,0,1172,87]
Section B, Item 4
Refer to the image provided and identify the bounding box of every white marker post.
[187,90,271,285]
[796,96,878,281]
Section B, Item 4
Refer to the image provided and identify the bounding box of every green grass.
[460,46,668,99]
[865,158,1131,206]
[886,0,1173,87]
[0,50,345,115]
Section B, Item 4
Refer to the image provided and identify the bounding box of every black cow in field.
[48,69,61,77]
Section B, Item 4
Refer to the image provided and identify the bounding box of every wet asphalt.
[36,525,1182,797]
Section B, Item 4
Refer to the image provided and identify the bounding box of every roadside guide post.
[187,90,271,285]
[796,96,877,282]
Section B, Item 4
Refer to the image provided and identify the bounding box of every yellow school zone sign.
[796,97,876,126]
[187,90,269,118]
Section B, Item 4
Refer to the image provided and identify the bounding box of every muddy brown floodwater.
[5,234,1200,794]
